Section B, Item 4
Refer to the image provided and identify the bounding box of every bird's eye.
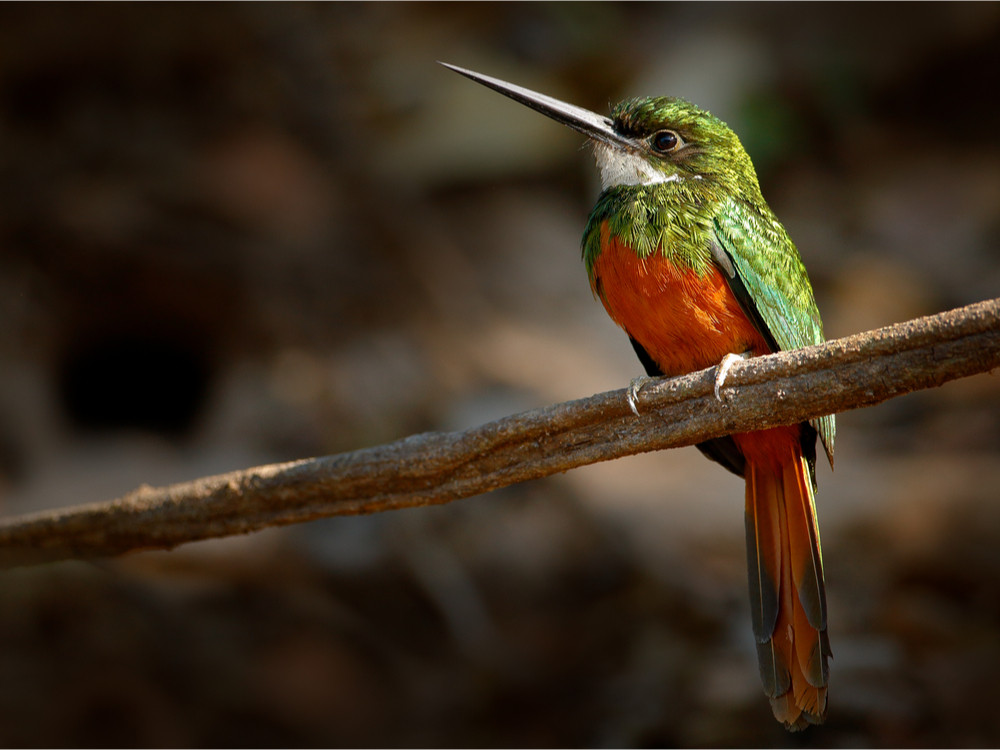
[652,130,681,153]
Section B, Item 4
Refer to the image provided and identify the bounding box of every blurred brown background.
[1,3,999,747]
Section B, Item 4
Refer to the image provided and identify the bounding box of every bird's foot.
[714,352,750,401]
[626,376,652,416]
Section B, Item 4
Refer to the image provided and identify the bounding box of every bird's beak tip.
[439,61,625,150]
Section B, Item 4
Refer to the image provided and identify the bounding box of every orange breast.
[590,223,770,377]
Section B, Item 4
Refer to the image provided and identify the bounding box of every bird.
[442,62,835,730]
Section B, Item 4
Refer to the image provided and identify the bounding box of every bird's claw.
[714,352,749,401]
[626,376,650,416]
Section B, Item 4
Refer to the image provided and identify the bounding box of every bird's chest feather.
[590,227,769,377]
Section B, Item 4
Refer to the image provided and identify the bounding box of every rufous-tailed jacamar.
[443,62,836,730]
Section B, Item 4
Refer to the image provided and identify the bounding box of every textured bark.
[1,298,997,569]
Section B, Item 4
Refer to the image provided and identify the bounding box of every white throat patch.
[592,142,682,189]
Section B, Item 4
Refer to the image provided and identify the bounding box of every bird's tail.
[739,426,830,730]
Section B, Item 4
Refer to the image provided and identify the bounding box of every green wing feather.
[712,196,835,465]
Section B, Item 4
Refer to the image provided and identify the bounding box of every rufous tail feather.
[743,432,830,730]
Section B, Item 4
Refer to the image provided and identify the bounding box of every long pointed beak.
[439,62,634,151]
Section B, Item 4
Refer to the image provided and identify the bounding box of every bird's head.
[441,63,759,195]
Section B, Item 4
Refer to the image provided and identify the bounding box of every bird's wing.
[711,196,835,466]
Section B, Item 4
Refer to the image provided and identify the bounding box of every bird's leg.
[626,376,653,416]
[714,351,751,401]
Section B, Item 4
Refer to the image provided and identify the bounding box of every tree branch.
[2,298,998,569]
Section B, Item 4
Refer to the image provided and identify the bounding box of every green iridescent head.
[439,64,760,197]
[595,96,758,191]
